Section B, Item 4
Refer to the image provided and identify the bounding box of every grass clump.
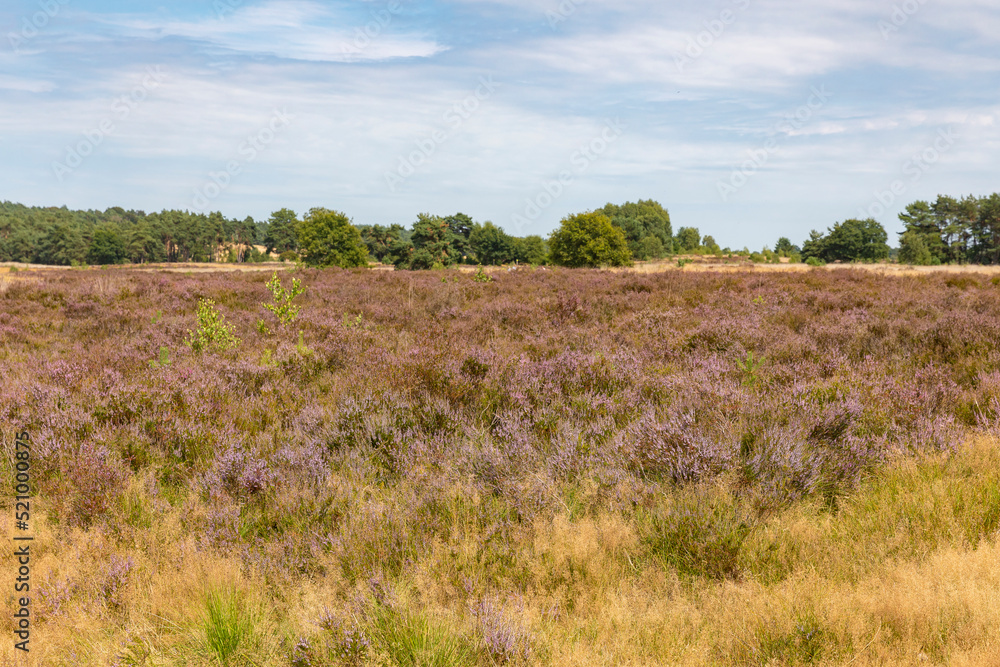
[643,490,753,580]
[367,604,478,667]
[721,612,842,666]
[198,586,267,666]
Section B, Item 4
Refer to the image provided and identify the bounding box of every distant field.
[7,259,1000,276]
[2,266,1000,666]
[635,259,1000,276]
[0,261,289,273]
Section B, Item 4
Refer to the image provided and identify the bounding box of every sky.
[1,0,998,248]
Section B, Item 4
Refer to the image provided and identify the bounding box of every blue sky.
[1,0,998,248]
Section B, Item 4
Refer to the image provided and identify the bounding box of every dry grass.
[628,259,1000,277]
[0,273,40,295]
[1,438,998,666]
[0,262,287,274]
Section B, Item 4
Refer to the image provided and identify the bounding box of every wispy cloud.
[1,0,999,247]
[0,74,55,92]
[94,1,447,62]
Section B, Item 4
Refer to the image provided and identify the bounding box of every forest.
[2,193,1000,268]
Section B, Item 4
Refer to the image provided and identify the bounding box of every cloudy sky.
[1,0,998,247]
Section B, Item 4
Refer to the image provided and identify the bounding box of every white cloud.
[96,0,447,62]
[0,75,55,92]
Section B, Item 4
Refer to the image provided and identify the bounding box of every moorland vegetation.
[2,266,1000,664]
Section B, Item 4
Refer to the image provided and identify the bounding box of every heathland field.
[3,265,1000,666]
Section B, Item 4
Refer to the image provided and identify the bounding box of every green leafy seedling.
[263,272,306,328]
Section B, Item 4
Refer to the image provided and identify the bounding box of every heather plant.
[203,445,275,499]
[59,442,126,527]
[307,612,371,666]
[619,409,732,483]
[331,625,372,665]
[470,596,532,664]
[36,577,76,622]
[101,555,135,611]
[289,636,314,667]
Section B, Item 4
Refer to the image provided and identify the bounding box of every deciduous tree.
[296,208,369,268]
[549,211,632,268]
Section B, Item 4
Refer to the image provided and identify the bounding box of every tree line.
[3,193,999,268]
[0,202,265,265]
[895,193,1000,265]
[0,199,673,268]
[795,192,1000,267]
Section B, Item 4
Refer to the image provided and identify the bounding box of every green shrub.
[460,356,490,380]
[148,346,171,369]
[263,271,305,327]
[736,351,765,387]
[549,211,632,268]
[473,265,493,283]
[186,298,240,352]
[296,208,369,268]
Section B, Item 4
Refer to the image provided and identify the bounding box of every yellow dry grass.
[2,439,999,666]
[7,258,1000,280]
[628,259,1000,277]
